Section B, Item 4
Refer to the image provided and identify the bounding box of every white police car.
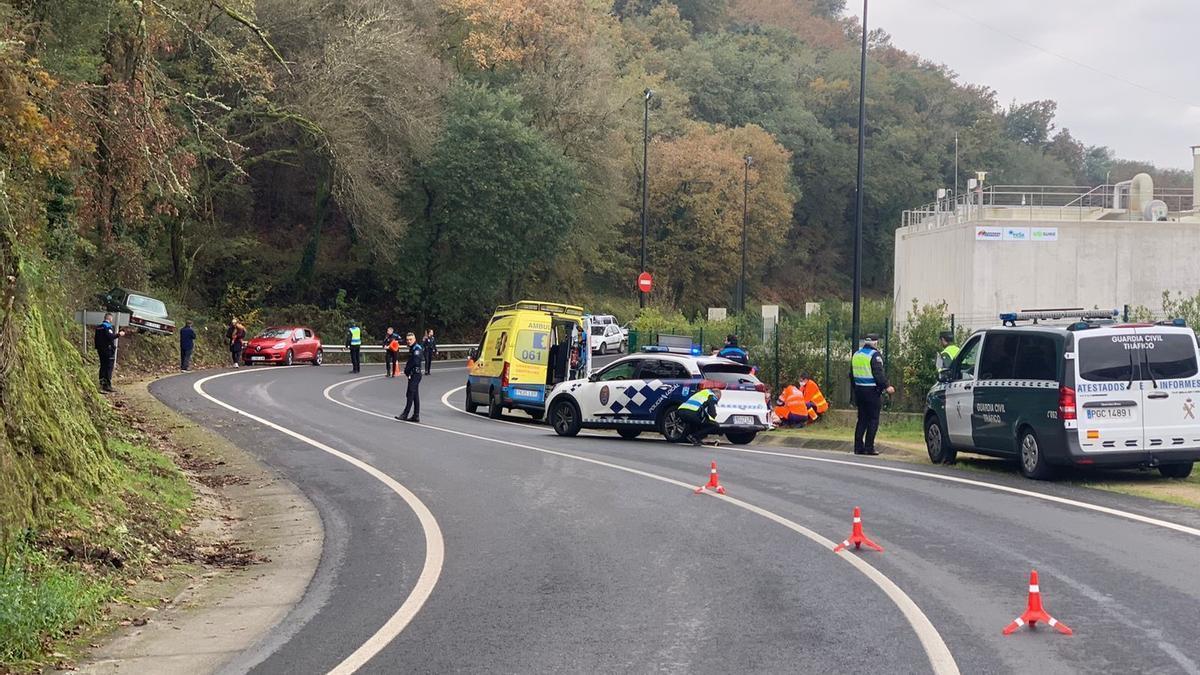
[544,352,770,443]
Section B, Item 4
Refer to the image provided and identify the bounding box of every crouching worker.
[773,373,829,427]
[678,388,722,446]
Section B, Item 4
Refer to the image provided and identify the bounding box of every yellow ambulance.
[466,300,590,418]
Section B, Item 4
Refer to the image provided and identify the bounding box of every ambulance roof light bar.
[999,308,1118,327]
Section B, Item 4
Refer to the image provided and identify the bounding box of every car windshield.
[127,294,168,317]
[701,363,759,388]
[258,328,293,339]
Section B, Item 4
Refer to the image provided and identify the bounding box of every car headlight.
[272,342,287,350]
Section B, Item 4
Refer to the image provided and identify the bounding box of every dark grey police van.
[925,310,1200,479]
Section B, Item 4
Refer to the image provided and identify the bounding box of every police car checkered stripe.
[973,379,1058,389]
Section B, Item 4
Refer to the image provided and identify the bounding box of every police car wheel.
[550,400,581,437]
[725,431,756,445]
[1159,462,1194,479]
[659,406,687,443]
[465,386,479,414]
[284,350,294,366]
[488,390,503,419]
[924,416,955,464]
[617,428,641,440]
[1018,428,1056,480]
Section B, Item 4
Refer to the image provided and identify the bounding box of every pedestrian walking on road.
[395,332,424,423]
[180,319,196,371]
[347,320,363,374]
[677,388,721,446]
[94,312,125,393]
[849,334,894,455]
[383,327,400,378]
[226,318,246,368]
[422,328,437,375]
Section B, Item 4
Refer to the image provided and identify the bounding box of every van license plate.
[733,415,755,425]
[1086,408,1133,420]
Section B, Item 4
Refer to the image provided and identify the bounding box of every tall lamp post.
[739,155,753,313]
[639,88,653,309]
[851,0,868,350]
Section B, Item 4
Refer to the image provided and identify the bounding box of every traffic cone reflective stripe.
[1002,570,1073,636]
[831,507,883,553]
[694,461,726,495]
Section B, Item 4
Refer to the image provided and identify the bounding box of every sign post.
[637,272,653,295]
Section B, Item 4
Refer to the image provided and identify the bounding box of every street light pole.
[851,0,868,350]
[740,155,752,313]
[640,89,653,309]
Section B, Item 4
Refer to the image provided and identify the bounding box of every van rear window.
[1078,334,1199,382]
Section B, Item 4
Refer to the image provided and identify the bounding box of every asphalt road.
[150,361,1200,674]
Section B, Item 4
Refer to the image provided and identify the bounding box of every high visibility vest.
[773,385,807,421]
[348,326,361,346]
[802,379,829,414]
[679,389,717,419]
[851,348,876,387]
[940,344,960,361]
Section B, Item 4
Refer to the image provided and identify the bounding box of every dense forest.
[2,0,1190,334]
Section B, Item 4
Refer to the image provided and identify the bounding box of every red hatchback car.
[243,327,323,366]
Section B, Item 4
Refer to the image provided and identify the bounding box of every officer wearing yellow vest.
[849,334,893,455]
[936,332,960,372]
[346,320,363,374]
[677,388,722,446]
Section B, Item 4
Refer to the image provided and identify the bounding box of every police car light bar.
[999,308,1118,326]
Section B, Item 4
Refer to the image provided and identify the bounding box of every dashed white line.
[326,375,960,675]
[193,369,445,675]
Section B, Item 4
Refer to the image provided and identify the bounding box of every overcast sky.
[847,0,1200,170]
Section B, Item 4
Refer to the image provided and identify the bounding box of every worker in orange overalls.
[773,372,829,427]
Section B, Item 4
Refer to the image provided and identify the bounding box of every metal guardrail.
[322,343,476,357]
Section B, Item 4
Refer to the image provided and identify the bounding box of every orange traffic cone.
[694,461,726,495]
[393,359,401,377]
[1002,570,1073,636]
[832,506,884,552]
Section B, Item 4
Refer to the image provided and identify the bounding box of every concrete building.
[893,153,1200,330]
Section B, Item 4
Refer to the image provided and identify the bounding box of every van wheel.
[726,431,756,445]
[659,405,687,443]
[284,350,294,367]
[488,389,503,419]
[925,415,956,464]
[550,399,581,437]
[617,428,641,440]
[465,385,479,414]
[1159,462,1194,479]
[1018,428,1056,480]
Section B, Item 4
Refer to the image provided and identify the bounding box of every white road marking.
[192,369,445,675]
[328,376,960,675]
[444,384,1200,539]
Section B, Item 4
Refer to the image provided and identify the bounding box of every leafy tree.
[1003,99,1058,146]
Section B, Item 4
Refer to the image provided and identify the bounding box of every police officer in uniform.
[717,334,749,365]
[677,388,721,446]
[346,320,363,374]
[383,327,399,378]
[395,332,423,423]
[422,328,437,375]
[94,313,125,393]
[936,332,960,371]
[850,334,893,455]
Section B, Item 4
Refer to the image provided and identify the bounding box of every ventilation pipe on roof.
[1129,173,1154,214]
[1192,145,1200,212]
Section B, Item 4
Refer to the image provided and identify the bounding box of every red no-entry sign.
[637,272,653,293]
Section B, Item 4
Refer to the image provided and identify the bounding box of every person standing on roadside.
[226,318,246,368]
[395,332,423,423]
[94,312,125,393]
[383,326,400,378]
[180,319,196,372]
[346,320,362,374]
[422,328,437,375]
[849,334,893,455]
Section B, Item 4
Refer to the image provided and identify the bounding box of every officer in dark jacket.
[180,320,196,371]
[94,313,124,392]
[849,334,894,455]
[395,332,424,423]
[382,327,399,378]
[421,328,437,375]
[717,334,749,365]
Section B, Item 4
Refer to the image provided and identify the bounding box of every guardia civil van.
[924,309,1200,480]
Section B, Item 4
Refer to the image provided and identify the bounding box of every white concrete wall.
[893,218,1200,329]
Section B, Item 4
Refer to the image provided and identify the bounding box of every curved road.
[150,363,1200,674]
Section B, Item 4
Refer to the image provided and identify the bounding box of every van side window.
[978,333,1018,380]
[1014,335,1057,380]
[956,336,982,380]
